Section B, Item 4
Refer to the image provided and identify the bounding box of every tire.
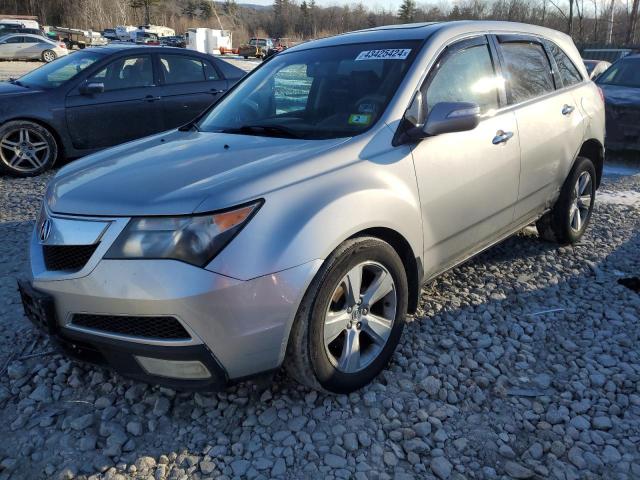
[42,49,57,63]
[285,237,408,393]
[243,55,249,59]
[536,156,596,244]
[78,43,86,49]
[0,121,58,177]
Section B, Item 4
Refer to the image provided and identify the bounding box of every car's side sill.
[421,207,549,287]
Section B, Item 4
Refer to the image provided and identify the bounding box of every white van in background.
[0,18,40,30]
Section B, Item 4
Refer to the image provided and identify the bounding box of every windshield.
[597,58,640,88]
[198,41,421,140]
[16,50,103,89]
[249,38,268,46]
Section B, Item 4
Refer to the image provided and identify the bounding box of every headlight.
[105,201,261,266]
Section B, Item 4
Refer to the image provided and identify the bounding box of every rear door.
[154,53,228,129]
[22,36,47,59]
[494,35,586,221]
[65,54,163,150]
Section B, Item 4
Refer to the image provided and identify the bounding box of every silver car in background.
[19,21,605,393]
[0,33,68,62]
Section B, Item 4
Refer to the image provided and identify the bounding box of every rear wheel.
[536,156,596,244]
[42,50,57,63]
[285,237,408,393]
[0,121,58,176]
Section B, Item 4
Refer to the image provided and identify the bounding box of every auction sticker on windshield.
[355,49,412,61]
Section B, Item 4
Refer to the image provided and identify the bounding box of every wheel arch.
[577,139,604,189]
[350,227,422,315]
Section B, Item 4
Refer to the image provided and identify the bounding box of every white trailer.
[187,28,232,55]
[134,24,175,44]
[115,25,137,42]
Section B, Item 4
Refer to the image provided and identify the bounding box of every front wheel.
[537,156,596,244]
[285,237,408,393]
[42,50,57,63]
[0,121,58,176]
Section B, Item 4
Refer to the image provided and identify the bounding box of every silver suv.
[20,21,605,393]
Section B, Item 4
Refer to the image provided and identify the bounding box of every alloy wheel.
[43,50,56,62]
[323,261,397,373]
[0,127,51,173]
[569,171,593,232]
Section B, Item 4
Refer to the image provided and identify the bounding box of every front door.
[0,35,23,59]
[155,54,228,129]
[65,54,163,150]
[410,36,521,278]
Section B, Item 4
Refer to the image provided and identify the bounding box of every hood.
[0,81,43,96]
[599,84,640,106]
[48,130,349,216]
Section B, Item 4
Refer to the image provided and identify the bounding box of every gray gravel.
[1,152,639,478]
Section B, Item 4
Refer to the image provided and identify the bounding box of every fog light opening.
[135,356,211,379]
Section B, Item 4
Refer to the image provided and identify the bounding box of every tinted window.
[500,42,555,104]
[596,58,640,88]
[425,44,500,114]
[160,55,208,84]
[549,43,583,87]
[215,59,243,79]
[6,36,22,44]
[203,61,220,81]
[90,55,154,91]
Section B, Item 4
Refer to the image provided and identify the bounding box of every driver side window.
[88,55,154,91]
[425,43,500,114]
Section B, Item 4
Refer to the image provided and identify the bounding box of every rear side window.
[424,44,500,114]
[160,55,207,84]
[500,42,555,104]
[549,43,583,87]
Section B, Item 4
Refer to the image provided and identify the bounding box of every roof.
[286,20,575,53]
[83,44,194,54]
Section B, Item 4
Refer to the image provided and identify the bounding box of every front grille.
[43,244,99,272]
[71,314,191,340]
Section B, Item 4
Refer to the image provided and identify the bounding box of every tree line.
[2,0,638,46]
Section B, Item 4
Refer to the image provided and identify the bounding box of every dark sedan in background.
[596,54,640,152]
[0,44,245,176]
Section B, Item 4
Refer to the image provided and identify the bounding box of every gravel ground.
[0,156,638,480]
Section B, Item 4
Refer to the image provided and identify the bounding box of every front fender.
[207,143,422,281]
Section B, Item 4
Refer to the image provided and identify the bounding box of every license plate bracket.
[17,280,58,334]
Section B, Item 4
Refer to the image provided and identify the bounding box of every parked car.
[102,28,118,41]
[583,59,611,79]
[238,37,273,58]
[596,54,640,151]
[581,48,636,62]
[0,26,44,37]
[161,35,186,48]
[0,33,67,62]
[18,21,604,393]
[0,45,245,176]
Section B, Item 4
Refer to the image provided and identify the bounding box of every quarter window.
[500,42,555,104]
[424,43,500,114]
[160,55,209,84]
[549,43,583,87]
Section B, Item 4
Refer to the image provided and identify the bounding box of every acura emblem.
[39,218,52,243]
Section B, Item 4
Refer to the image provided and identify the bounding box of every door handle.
[562,104,575,115]
[144,95,161,102]
[492,130,514,145]
[211,89,226,94]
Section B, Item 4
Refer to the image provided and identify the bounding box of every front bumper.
[26,214,322,388]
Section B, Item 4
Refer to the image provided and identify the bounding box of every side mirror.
[422,101,480,136]
[80,81,104,95]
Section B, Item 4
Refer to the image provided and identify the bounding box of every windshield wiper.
[221,124,302,139]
